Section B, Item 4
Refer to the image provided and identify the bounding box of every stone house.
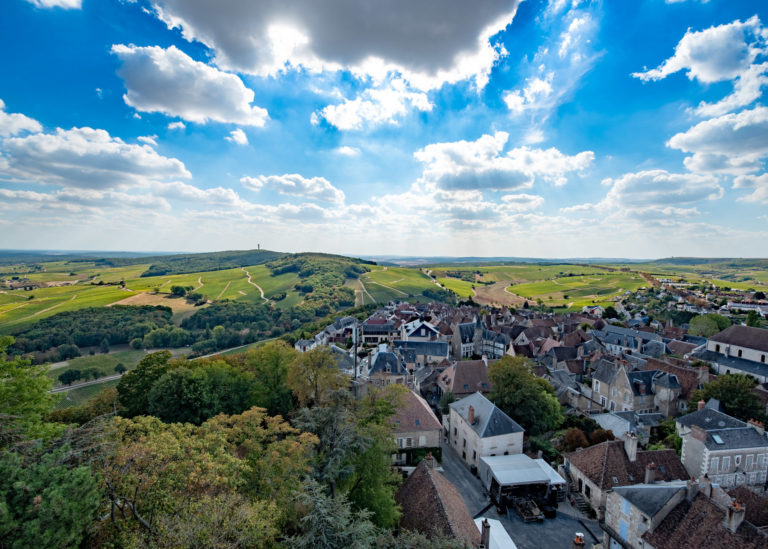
[451,321,477,359]
[563,435,688,517]
[592,362,682,416]
[445,392,524,469]
[602,480,768,549]
[691,325,768,382]
[436,358,494,399]
[391,390,442,466]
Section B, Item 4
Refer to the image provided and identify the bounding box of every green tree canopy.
[116,350,174,417]
[0,446,100,549]
[287,347,348,407]
[0,336,60,444]
[241,340,297,417]
[689,374,765,423]
[488,355,564,435]
[688,313,730,337]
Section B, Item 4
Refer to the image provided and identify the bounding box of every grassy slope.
[508,272,647,310]
[360,267,434,302]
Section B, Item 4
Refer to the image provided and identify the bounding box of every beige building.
[391,390,442,466]
[592,361,682,416]
[445,392,524,468]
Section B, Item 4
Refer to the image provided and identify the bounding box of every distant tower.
[258,243,260,250]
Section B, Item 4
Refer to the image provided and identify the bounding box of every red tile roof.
[392,391,442,433]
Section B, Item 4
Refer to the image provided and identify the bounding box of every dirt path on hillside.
[368,280,408,296]
[194,276,204,290]
[357,277,376,304]
[216,281,231,300]
[32,294,78,318]
[241,268,268,302]
[473,282,527,307]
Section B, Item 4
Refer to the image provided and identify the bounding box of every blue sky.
[1,0,767,258]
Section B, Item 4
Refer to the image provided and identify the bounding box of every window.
[762,355,766,363]
[613,388,617,397]
[584,485,591,498]
[397,438,404,449]
[464,384,469,390]
[463,438,466,448]
[747,455,754,470]
[624,392,630,403]
[419,436,426,446]
[738,349,743,358]
[473,450,477,460]
[454,427,457,436]
[715,344,721,353]
[710,457,719,472]
[722,456,731,471]
[415,419,420,426]
[735,455,742,467]
[600,396,607,407]
[406,438,413,448]
[594,380,600,392]
[610,401,616,411]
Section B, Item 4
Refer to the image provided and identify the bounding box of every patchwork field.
[507,272,646,310]
[359,267,434,302]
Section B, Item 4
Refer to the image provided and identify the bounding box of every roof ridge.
[425,466,459,538]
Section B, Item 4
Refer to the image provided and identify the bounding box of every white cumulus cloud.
[241,173,345,204]
[414,132,593,191]
[111,44,269,127]
[25,0,81,8]
[0,99,42,137]
[226,129,248,145]
[0,126,190,189]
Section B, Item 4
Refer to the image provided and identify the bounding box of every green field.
[54,379,120,409]
[360,267,434,302]
[47,349,148,385]
[437,276,476,298]
[508,272,646,310]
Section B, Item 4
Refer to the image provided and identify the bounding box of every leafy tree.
[754,291,766,300]
[589,428,615,445]
[603,306,618,319]
[0,446,100,549]
[114,363,127,374]
[689,313,730,337]
[292,392,367,498]
[438,391,456,416]
[100,337,110,354]
[170,285,187,297]
[241,340,297,417]
[147,362,256,425]
[648,417,682,455]
[564,428,589,451]
[746,310,761,327]
[689,374,765,423]
[83,367,100,380]
[488,355,564,435]
[58,369,81,386]
[116,351,174,417]
[0,336,60,444]
[287,480,378,549]
[287,347,348,407]
[130,337,143,350]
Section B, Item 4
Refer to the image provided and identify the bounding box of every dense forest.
[1,338,464,548]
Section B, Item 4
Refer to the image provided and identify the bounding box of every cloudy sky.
[1,0,767,258]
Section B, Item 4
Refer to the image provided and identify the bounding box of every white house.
[445,392,524,468]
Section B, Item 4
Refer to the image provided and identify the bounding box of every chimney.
[423,452,436,469]
[748,419,765,436]
[479,518,491,549]
[624,432,638,462]
[691,425,708,443]
[686,478,699,501]
[698,399,706,411]
[573,532,586,549]
[724,500,746,533]
[468,405,476,425]
[645,462,657,484]
[700,475,712,498]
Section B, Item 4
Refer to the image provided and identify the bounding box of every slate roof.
[394,340,449,358]
[701,427,768,451]
[613,483,686,518]
[392,391,442,434]
[593,359,619,384]
[329,344,355,371]
[363,320,395,334]
[710,325,768,353]
[482,328,510,346]
[677,407,746,431]
[642,492,768,549]
[396,458,481,547]
[449,392,524,438]
[552,346,578,362]
[370,351,407,375]
[643,359,703,399]
[692,349,768,378]
[457,322,477,344]
[565,441,688,491]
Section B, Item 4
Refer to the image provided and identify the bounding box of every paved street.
[439,439,602,548]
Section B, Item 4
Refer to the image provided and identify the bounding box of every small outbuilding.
[478,454,567,507]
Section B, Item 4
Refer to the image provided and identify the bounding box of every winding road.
[241,267,269,302]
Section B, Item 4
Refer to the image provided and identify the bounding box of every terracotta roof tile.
[396,459,481,547]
